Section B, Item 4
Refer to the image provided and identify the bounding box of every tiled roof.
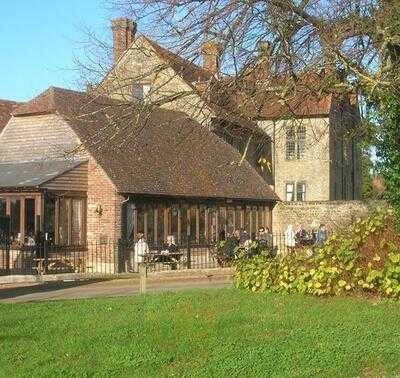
[0,159,85,188]
[14,87,279,202]
[142,37,213,83]
[0,99,20,132]
[139,38,338,119]
[199,69,338,121]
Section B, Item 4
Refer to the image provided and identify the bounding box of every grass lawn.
[1,289,400,377]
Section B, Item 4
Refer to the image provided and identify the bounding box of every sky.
[0,0,117,102]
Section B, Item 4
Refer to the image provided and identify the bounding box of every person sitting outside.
[257,226,274,256]
[218,230,239,264]
[295,224,308,247]
[315,224,328,246]
[239,229,250,246]
[26,233,36,247]
[160,235,180,269]
[133,232,149,272]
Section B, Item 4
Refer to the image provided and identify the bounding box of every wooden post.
[20,197,25,242]
[154,208,158,244]
[177,206,182,244]
[204,208,209,241]
[223,207,227,237]
[144,206,148,240]
[241,208,245,229]
[215,208,219,242]
[133,205,138,242]
[55,198,60,244]
[139,263,147,294]
[195,206,200,243]
[249,207,253,237]
[35,194,43,233]
[255,206,259,232]
[163,207,168,242]
[5,197,10,216]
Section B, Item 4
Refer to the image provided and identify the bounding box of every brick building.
[0,16,363,252]
[0,87,278,251]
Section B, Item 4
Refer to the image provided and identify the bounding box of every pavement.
[0,270,234,303]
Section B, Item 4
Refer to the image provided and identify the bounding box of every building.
[100,18,362,203]
[0,87,278,255]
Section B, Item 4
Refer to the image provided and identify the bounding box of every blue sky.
[0,0,116,102]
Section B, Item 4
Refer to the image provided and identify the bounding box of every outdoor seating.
[33,257,85,275]
[144,250,185,270]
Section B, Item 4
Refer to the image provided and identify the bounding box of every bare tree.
[108,0,399,93]
[69,0,400,199]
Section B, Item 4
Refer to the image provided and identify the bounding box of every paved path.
[0,276,233,303]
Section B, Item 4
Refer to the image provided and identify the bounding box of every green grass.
[1,289,400,377]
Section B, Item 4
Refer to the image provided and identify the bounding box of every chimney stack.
[256,40,272,60]
[201,41,222,75]
[111,18,137,63]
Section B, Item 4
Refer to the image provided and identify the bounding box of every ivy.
[235,209,400,298]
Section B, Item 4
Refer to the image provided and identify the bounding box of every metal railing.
[0,233,323,277]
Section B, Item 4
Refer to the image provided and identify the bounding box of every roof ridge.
[142,36,206,72]
[0,99,19,104]
[48,86,86,95]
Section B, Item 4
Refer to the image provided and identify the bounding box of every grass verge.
[1,288,399,377]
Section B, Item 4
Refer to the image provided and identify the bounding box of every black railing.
[0,233,325,277]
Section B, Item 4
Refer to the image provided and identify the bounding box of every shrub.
[235,208,400,298]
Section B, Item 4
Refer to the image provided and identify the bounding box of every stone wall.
[259,117,331,202]
[272,200,386,233]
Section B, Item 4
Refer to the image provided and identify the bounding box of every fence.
[0,233,319,278]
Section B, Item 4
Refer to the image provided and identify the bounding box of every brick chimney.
[201,41,222,75]
[256,40,272,60]
[111,18,137,63]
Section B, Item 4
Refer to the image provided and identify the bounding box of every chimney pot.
[201,40,222,76]
[111,18,137,63]
[257,40,272,58]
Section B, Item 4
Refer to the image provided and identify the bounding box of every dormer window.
[132,83,151,100]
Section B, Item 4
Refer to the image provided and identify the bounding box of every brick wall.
[272,200,386,232]
[86,157,124,244]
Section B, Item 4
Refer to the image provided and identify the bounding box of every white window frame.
[132,82,151,100]
[285,182,295,202]
[296,182,306,202]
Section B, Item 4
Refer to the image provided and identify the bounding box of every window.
[10,199,21,240]
[58,198,85,245]
[296,182,306,201]
[44,197,56,242]
[58,198,70,245]
[71,199,83,245]
[286,125,306,160]
[286,126,296,160]
[146,206,155,243]
[0,199,6,217]
[132,83,151,100]
[297,125,306,159]
[24,198,36,238]
[285,183,295,202]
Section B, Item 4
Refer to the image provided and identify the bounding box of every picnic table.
[33,257,85,274]
[143,250,184,270]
